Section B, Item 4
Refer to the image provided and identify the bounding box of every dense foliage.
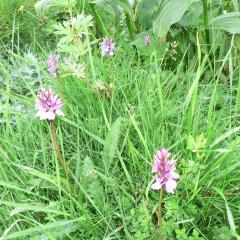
[0,0,240,239]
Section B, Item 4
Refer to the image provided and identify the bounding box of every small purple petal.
[152,158,161,173]
[151,177,162,190]
[56,110,64,116]
[170,170,180,180]
[47,53,59,74]
[165,179,177,194]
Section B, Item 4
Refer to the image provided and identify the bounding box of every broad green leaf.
[153,0,200,39]
[209,12,240,34]
[93,0,132,16]
[131,31,153,48]
[131,31,168,56]
[2,219,82,240]
[103,117,122,172]
[137,0,159,28]
[232,0,239,12]
[179,1,203,27]
[116,0,133,16]
[31,221,77,240]
[93,0,120,16]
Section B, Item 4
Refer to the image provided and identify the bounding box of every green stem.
[202,0,211,54]
[157,189,164,229]
[125,12,134,40]
[50,120,76,198]
[159,188,164,229]
[50,121,67,173]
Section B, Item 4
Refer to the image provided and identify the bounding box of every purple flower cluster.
[100,37,116,56]
[47,53,59,74]
[35,88,64,120]
[151,148,180,194]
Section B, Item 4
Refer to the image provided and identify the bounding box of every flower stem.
[50,120,67,174]
[157,189,164,228]
[50,120,76,197]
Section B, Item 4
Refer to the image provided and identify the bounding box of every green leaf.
[0,180,47,201]
[232,0,239,12]
[179,1,203,27]
[131,31,168,56]
[209,12,240,34]
[137,0,159,28]
[81,156,105,210]
[52,0,76,8]
[210,126,240,147]
[2,219,82,239]
[93,0,132,16]
[184,55,208,114]
[213,188,237,235]
[0,201,69,216]
[103,117,122,173]
[115,0,133,16]
[62,118,105,145]
[153,0,200,39]
[93,0,120,16]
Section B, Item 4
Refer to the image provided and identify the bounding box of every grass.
[1,42,240,239]
[0,3,240,240]
[0,0,54,52]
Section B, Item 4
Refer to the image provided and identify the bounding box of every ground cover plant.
[0,0,240,239]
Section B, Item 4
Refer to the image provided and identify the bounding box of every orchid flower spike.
[35,88,64,120]
[151,148,180,194]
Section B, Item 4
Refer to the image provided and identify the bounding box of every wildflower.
[100,37,116,56]
[19,5,25,12]
[35,88,64,120]
[171,41,178,49]
[93,81,114,98]
[144,35,151,45]
[109,82,113,89]
[94,81,107,91]
[63,57,86,79]
[47,53,59,75]
[34,2,40,9]
[151,148,180,194]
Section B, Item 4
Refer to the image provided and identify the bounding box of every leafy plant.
[187,133,207,158]
[153,0,200,40]
[0,0,45,47]
[209,12,240,34]
[53,14,93,56]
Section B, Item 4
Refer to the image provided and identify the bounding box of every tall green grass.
[0,0,49,50]
[0,34,240,239]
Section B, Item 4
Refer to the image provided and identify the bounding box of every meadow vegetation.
[0,0,240,239]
